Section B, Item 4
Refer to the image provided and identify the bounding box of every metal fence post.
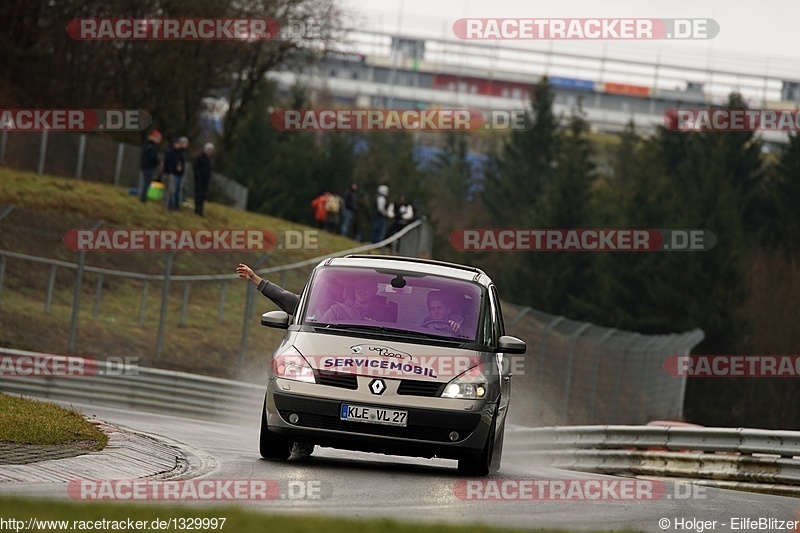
[68,220,103,354]
[611,333,640,423]
[588,328,617,424]
[139,281,149,324]
[679,337,702,418]
[0,130,7,164]
[0,255,5,305]
[113,143,124,186]
[92,274,103,318]
[240,254,270,367]
[636,337,661,422]
[45,265,57,314]
[533,316,564,419]
[76,134,86,179]
[37,130,48,175]
[180,282,190,326]
[155,252,175,362]
[217,280,227,322]
[240,280,255,367]
[562,323,592,423]
[675,333,696,420]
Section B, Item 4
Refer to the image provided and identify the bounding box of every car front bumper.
[265,385,495,460]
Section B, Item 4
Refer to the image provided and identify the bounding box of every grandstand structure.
[268,29,800,150]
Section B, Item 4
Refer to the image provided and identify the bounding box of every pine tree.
[769,131,800,256]
[533,101,598,316]
[481,77,560,228]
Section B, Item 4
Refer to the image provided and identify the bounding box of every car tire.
[490,416,506,473]
[259,398,292,461]
[457,406,497,476]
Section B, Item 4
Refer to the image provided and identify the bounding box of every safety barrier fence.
[502,303,704,426]
[507,425,800,495]
[0,348,262,420]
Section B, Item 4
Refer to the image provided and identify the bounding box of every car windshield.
[301,267,483,341]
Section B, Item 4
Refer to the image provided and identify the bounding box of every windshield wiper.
[311,323,466,343]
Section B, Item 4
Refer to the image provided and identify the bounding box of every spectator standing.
[163,136,189,210]
[139,130,161,202]
[387,193,414,237]
[193,142,214,216]
[311,191,331,229]
[370,184,390,243]
[324,192,342,233]
[340,182,358,237]
[355,192,372,242]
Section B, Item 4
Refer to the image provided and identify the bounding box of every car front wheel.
[457,407,500,476]
[259,398,292,461]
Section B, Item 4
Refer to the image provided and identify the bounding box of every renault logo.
[369,378,386,395]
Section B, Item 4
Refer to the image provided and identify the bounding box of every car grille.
[316,373,359,390]
[397,380,444,397]
[281,412,461,442]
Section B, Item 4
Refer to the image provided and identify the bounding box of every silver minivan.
[259,255,526,475]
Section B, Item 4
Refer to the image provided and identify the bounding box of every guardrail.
[0,348,263,421]
[508,425,800,494]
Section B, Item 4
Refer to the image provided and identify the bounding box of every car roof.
[321,255,490,284]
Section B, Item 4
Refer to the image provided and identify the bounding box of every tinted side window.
[491,286,506,337]
[481,287,500,348]
[480,299,494,347]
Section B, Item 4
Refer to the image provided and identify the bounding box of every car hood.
[290,333,482,382]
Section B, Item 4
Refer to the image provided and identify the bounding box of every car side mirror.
[498,335,526,354]
[261,310,290,329]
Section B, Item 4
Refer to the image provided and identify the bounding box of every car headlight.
[271,348,315,384]
[441,365,487,399]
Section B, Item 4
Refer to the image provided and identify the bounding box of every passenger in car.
[319,281,394,322]
[236,263,299,315]
[422,291,463,333]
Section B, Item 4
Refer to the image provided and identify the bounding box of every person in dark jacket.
[355,192,371,242]
[163,136,189,210]
[339,182,358,237]
[193,142,214,216]
[387,193,414,237]
[139,130,162,202]
[237,263,299,315]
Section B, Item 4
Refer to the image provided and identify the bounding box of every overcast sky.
[341,0,799,77]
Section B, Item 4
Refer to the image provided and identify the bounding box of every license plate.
[340,404,408,427]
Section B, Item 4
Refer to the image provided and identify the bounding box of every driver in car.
[422,291,463,334]
[320,280,392,322]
